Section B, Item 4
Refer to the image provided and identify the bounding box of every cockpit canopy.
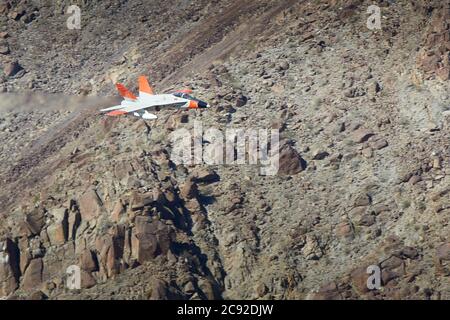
[173,92,200,101]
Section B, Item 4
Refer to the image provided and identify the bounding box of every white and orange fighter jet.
[100,76,209,120]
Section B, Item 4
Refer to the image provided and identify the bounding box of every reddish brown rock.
[96,225,126,278]
[22,258,43,291]
[130,191,154,210]
[191,168,219,183]
[18,241,31,275]
[46,208,68,246]
[278,144,307,175]
[416,3,450,80]
[110,199,125,222]
[309,282,342,300]
[79,189,103,221]
[79,249,98,272]
[350,267,370,295]
[80,270,96,289]
[335,221,354,239]
[3,61,23,77]
[147,277,183,300]
[131,217,175,264]
[18,208,45,237]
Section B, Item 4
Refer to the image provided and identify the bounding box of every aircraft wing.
[104,101,186,116]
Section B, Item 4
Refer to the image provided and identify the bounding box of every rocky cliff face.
[0,0,449,300]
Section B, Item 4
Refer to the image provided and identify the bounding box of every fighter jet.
[100,76,209,120]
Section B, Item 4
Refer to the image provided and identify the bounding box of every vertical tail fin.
[138,76,154,95]
[116,83,137,101]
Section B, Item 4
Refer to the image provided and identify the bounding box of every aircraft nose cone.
[198,101,209,109]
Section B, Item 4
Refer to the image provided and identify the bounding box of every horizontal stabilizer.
[106,110,128,116]
[174,89,193,94]
[116,83,137,101]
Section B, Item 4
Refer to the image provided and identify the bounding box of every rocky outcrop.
[79,189,103,222]
[131,217,175,264]
[416,3,450,80]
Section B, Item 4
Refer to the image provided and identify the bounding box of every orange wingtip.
[175,89,193,94]
[138,76,154,95]
[106,110,128,117]
[116,83,137,100]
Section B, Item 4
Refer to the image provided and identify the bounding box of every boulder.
[308,282,342,300]
[80,270,96,289]
[130,191,154,210]
[180,178,198,199]
[198,278,218,300]
[110,199,125,222]
[3,61,23,77]
[22,258,43,291]
[148,277,183,300]
[235,95,248,108]
[191,168,219,183]
[97,226,125,278]
[350,128,375,143]
[371,139,388,150]
[79,189,103,221]
[131,217,175,264]
[311,147,330,160]
[354,193,372,207]
[335,221,354,239]
[350,267,370,294]
[79,249,98,272]
[301,235,322,260]
[47,208,68,246]
[20,208,45,237]
[278,144,307,175]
